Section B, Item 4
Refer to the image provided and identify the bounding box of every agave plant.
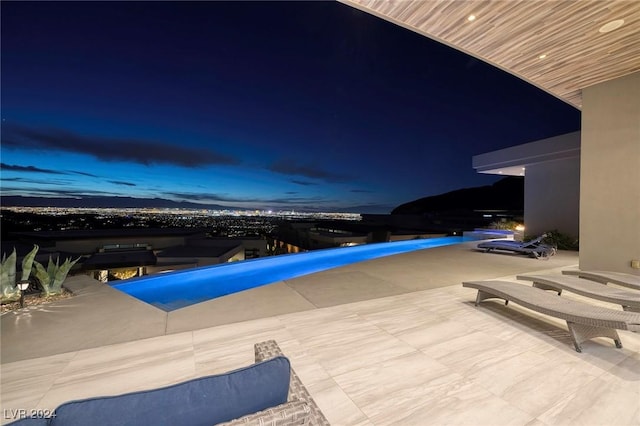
[33,255,80,297]
[0,245,39,304]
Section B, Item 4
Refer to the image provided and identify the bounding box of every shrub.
[542,230,579,251]
[489,221,522,231]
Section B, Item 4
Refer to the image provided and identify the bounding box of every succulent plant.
[1,245,39,304]
[20,245,38,281]
[33,255,80,297]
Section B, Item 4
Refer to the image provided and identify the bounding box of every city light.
[1,206,362,238]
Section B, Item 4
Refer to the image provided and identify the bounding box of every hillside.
[391,177,524,215]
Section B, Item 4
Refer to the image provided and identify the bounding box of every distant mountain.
[391,177,524,215]
[0,195,235,210]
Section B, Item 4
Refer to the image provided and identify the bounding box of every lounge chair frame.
[562,270,640,291]
[463,280,640,352]
[517,274,640,312]
[477,234,556,259]
[252,340,330,426]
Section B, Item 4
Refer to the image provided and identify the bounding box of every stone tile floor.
[1,246,638,425]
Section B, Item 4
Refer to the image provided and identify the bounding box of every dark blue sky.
[1,1,580,213]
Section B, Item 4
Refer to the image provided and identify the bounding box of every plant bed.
[1,289,73,313]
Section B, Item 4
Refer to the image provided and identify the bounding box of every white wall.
[524,157,580,238]
[472,131,581,240]
[580,72,640,274]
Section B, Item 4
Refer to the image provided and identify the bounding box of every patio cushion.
[46,356,290,426]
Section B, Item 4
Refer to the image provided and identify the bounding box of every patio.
[1,243,638,425]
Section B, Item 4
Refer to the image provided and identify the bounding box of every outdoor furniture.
[562,270,640,291]
[517,274,640,312]
[253,340,330,426]
[7,340,329,426]
[462,280,640,352]
[477,234,556,259]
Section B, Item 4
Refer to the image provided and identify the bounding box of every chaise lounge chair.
[463,280,640,352]
[477,233,556,259]
[516,273,640,312]
[562,270,640,291]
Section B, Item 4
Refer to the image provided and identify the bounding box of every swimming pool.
[113,236,468,311]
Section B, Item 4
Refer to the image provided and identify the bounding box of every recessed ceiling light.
[467,15,476,22]
[538,54,547,59]
[599,19,625,33]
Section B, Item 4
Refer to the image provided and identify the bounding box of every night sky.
[1,1,581,214]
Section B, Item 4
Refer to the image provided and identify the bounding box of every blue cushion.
[48,356,291,426]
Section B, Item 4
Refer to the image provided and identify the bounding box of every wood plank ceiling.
[339,0,640,109]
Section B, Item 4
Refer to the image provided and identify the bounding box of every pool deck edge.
[1,243,580,363]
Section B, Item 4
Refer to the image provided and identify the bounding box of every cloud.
[350,189,374,193]
[285,191,299,195]
[290,179,318,186]
[1,177,73,186]
[1,163,66,175]
[264,196,325,205]
[2,123,240,167]
[0,185,118,198]
[340,203,394,214]
[268,160,351,183]
[1,162,103,178]
[71,170,100,177]
[165,192,243,203]
[109,180,137,187]
[165,190,326,206]
[2,183,364,212]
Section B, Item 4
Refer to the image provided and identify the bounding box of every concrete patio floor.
[2,243,639,425]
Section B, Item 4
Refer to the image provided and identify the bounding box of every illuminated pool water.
[113,236,468,311]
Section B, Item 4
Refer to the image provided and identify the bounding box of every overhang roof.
[340,0,640,109]
[472,131,580,176]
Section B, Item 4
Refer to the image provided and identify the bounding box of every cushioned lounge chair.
[477,234,556,259]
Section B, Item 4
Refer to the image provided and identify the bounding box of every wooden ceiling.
[339,0,640,109]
